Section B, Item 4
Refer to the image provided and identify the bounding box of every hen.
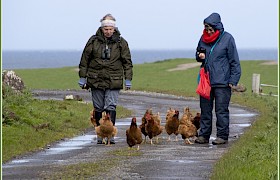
[90,110,105,144]
[145,112,164,145]
[178,107,197,144]
[126,117,143,150]
[94,112,118,146]
[180,107,194,125]
[192,112,201,130]
[139,109,152,143]
[90,109,97,127]
[165,108,180,141]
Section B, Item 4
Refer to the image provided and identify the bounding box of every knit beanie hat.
[100,14,116,27]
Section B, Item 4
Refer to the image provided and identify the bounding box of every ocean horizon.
[2,49,278,70]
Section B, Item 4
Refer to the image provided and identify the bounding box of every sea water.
[2,49,278,70]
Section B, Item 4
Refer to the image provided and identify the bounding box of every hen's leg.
[156,136,159,143]
[106,137,111,146]
[185,138,193,144]
[102,138,107,145]
[142,136,147,144]
[167,136,171,141]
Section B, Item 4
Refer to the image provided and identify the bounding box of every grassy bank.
[5,58,278,179]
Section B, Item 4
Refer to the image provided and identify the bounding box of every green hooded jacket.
[79,27,133,90]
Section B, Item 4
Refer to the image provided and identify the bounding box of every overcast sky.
[2,0,279,51]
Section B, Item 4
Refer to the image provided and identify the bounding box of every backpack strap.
[117,36,123,58]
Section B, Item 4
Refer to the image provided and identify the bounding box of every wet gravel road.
[2,90,258,179]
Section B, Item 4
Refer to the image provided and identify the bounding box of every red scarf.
[202,29,220,43]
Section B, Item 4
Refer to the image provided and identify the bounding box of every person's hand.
[199,53,205,59]
[125,80,132,90]
[78,78,88,89]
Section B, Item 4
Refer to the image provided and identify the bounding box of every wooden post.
[252,73,260,94]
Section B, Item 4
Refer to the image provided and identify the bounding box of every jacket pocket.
[110,75,123,89]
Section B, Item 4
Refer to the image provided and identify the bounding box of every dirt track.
[2,90,258,179]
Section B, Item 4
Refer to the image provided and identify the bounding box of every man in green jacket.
[78,13,133,144]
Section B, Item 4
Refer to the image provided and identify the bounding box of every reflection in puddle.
[231,113,256,117]
[232,123,251,127]
[116,121,131,126]
[11,159,30,164]
[44,134,94,155]
[115,117,142,126]
[59,135,93,147]
[166,160,197,163]
[45,147,84,155]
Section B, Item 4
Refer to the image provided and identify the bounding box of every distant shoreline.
[2,49,278,70]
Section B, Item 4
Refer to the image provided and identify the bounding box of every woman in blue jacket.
[195,13,241,145]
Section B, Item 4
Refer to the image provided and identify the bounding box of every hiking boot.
[212,137,227,145]
[195,136,209,144]
[97,137,104,144]
[108,137,115,144]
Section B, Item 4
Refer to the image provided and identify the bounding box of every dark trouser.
[198,87,231,140]
[91,88,119,126]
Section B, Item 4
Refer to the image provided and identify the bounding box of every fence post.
[252,73,260,94]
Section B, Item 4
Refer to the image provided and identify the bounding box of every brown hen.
[145,112,163,144]
[192,112,201,130]
[126,117,143,150]
[139,109,153,143]
[165,108,180,141]
[178,107,197,144]
[95,112,118,146]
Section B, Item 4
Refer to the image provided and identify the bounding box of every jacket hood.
[95,27,121,43]
[204,13,224,31]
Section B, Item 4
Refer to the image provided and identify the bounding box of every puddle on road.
[3,134,95,167]
[231,123,251,127]
[231,113,256,117]
[58,135,93,147]
[115,117,143,126]
[45,147,84,155]
[44,134,94,155]
[166,160,197,164]
[116,119,132,126]
[10,159,30,164]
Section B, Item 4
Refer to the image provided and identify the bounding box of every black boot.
[106,110,116,144]
[94,111,102,126]
[108,110,116,126]
[94,111,103,144]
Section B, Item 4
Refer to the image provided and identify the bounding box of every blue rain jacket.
[196,13,241,87]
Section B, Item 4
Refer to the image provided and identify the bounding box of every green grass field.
[3,58,278,179]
